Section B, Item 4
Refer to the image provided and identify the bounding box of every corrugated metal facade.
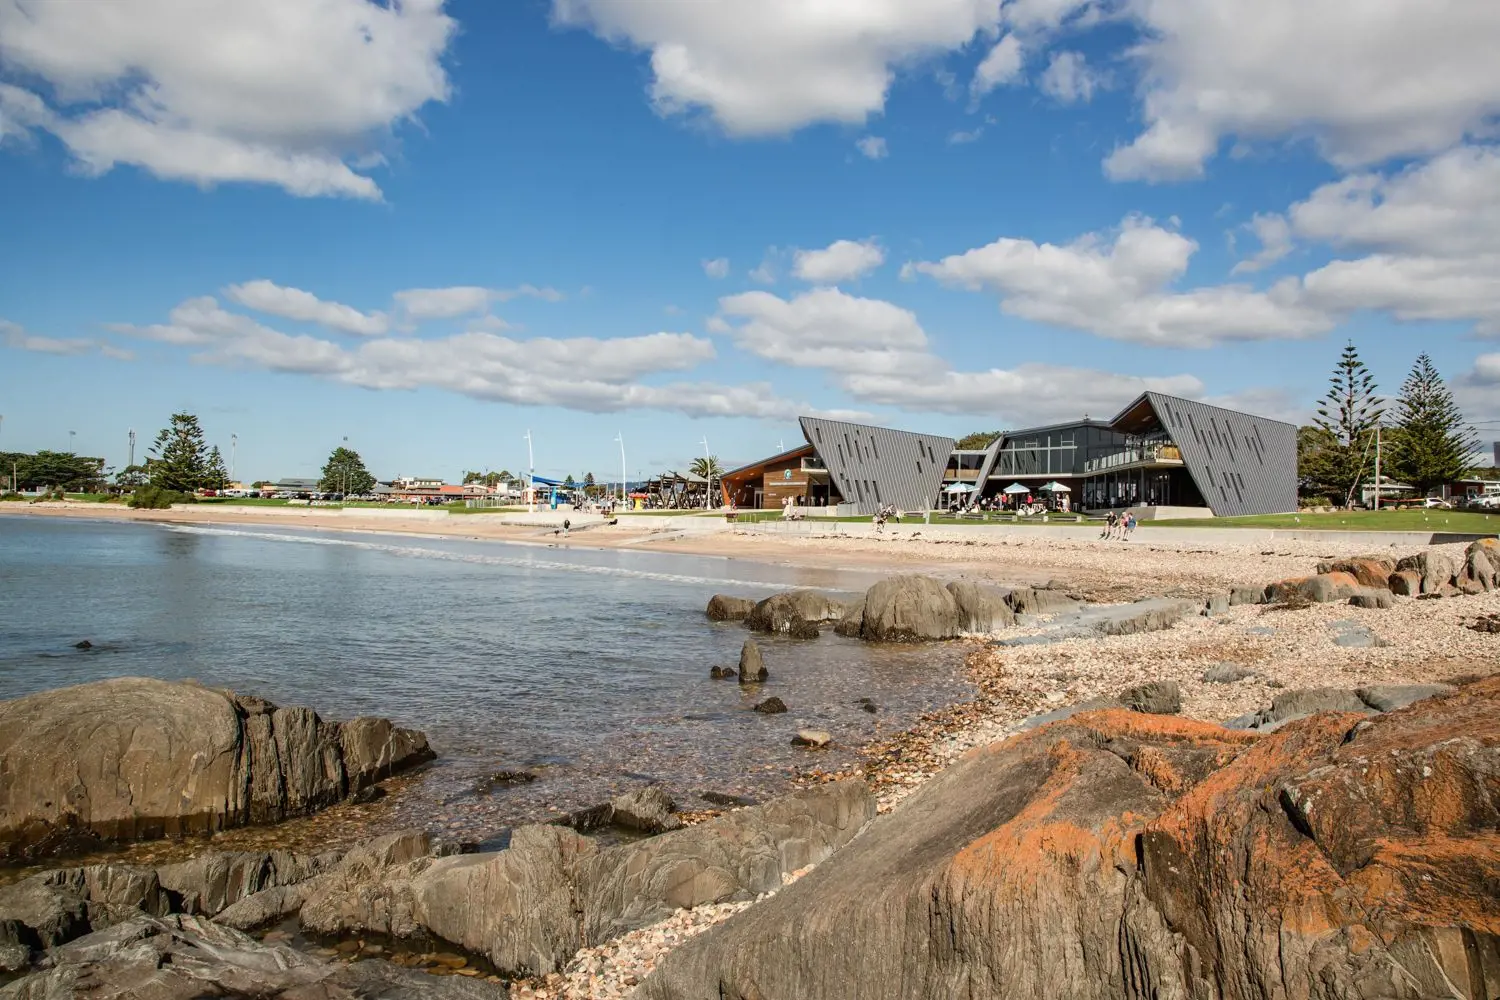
[799,417,955,515]
[1138,392,1298,516]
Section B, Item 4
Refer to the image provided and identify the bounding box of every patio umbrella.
[1039,481,1072,492]
[1003,483,1030,494]
[943,482,975,493]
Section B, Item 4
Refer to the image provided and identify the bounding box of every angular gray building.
[798,416,955,515]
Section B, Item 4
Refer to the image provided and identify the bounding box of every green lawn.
[195,496,291,506]
[1140,509,1500,533]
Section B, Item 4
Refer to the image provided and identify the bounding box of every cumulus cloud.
[713,287,1206,424]
[226,280,388,336]
[1,317,124,357]
[791,239,886,283]
[970,34,1024,97]
[105,293,836,420]
[1466,352,1500,385]
[718,287,941,377]
[1288,145,1500,336]
[1038,50,1102,104]
[392,284,562,322]
[909,215,1333,347]
[1105,0,1500,181]
[1231,213,1294,274]
[855,136,888,160]
[701,257,730,279]
[552,0,1005,135]
[0,0,456,199]
[842,364,1205,422]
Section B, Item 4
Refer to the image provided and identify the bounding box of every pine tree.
[205,446,229,490]
[1308,343,1383,505]
[148,413,209,493]
[319,446,375,495]
[1387,354,1478,494]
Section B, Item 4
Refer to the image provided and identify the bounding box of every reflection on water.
[0,517,970,845]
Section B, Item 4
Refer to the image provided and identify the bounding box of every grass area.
[63,493,124,503]
[196,497,291,506]
[1140,508,1500,533]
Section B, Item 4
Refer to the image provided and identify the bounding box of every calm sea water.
[0,516,969,844]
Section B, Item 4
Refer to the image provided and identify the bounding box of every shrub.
[0,491,24,502]
[127,485,193,509]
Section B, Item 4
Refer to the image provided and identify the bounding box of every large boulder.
[0,678,434,861]
[1319,557,1394,589]
[1458,543,1496,594]
[298,782,873,978]
[0,913,505,999]
[640,679,1500,1000]
[1389,569,1422,596]
[945,582,1016,633]
[832,598,865,637]
[743,591,844,633]
[705,595,757,621]
[1265,571,1361,604]
[860,576,961,642]
[156,847,341,917]
[1225,687,1373,731]
[1395,548,1465,594]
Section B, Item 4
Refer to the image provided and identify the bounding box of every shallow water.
[0,517,970,849]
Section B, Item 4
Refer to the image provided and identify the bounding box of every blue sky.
[2,0,1497,483]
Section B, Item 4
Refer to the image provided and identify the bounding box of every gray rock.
[1014,698,1120,732]
[157,848,338,917]
[1330,619,1388,648]
[945,582,1016,633]
[1119,680,1182,715]
[1356,684,1456,713]
[1004,587,1081,616]
[297,831,437,940]
[1395,548,1465,594]
[1227,687,1374,731]
[608,786,681,834]
[708,665,736,680]
[753,696,787,715]
[1094,598,1199,637]
[1459,546,1496,594]
[832,599,865,637]
[792,729,833,748]
[1389,569,1422,596]
[1348,589,1394,609]
[705,595,756,621]
[1202,593,1230,616]
[860,575,962,642]
[1201,663,1258,684]
[0,913,506,999]
[744,591,843,633]
[0,678,433,861]
[1228,585,1265,606]
[737,640,766,683]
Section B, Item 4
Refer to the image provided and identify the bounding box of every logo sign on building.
[784,469,792,480]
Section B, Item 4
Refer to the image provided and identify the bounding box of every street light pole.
[615,432,626,504]
[230,433,237,484]
[68,430,76,453]
[524,429,535,512]
[700,436,712,509]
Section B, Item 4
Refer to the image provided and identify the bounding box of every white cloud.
[391,285,562,322]
[552,0,1005,135]
[105,293,836,420]
[1467,353,1500,385]
[855,136,888,160]
[226,280,388,336]
[0,317,122,357]
[1105,0,1500,181]
[1231,213,1294,274]
[949,127,985,144]
[842,364,1205,422]
[971,34,1024,97]
[702,257,730,279]
[0,0,456,199]
[1038,50,1101,104]
[910,215,1333,347]
[791,238,886,283]
[717,287,940,376]
[1287,145,1500,336]
[748,250,780,285]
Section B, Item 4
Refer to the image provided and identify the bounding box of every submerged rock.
[639,679,1500,1000]
[737,640,766,683]
[0,677,434,861]
[753,696,787,714]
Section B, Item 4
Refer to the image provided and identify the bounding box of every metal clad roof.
[799,417,955,515]
[1140,392,1297,516]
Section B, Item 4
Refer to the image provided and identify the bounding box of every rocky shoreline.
[1,539,1496,997]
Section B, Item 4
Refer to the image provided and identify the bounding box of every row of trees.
[1300,346,1479,502]
[0,451,108,493]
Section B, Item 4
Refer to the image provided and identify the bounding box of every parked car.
[1422,497,1452,509]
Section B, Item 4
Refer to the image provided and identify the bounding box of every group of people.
[1100,510,1137,540]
